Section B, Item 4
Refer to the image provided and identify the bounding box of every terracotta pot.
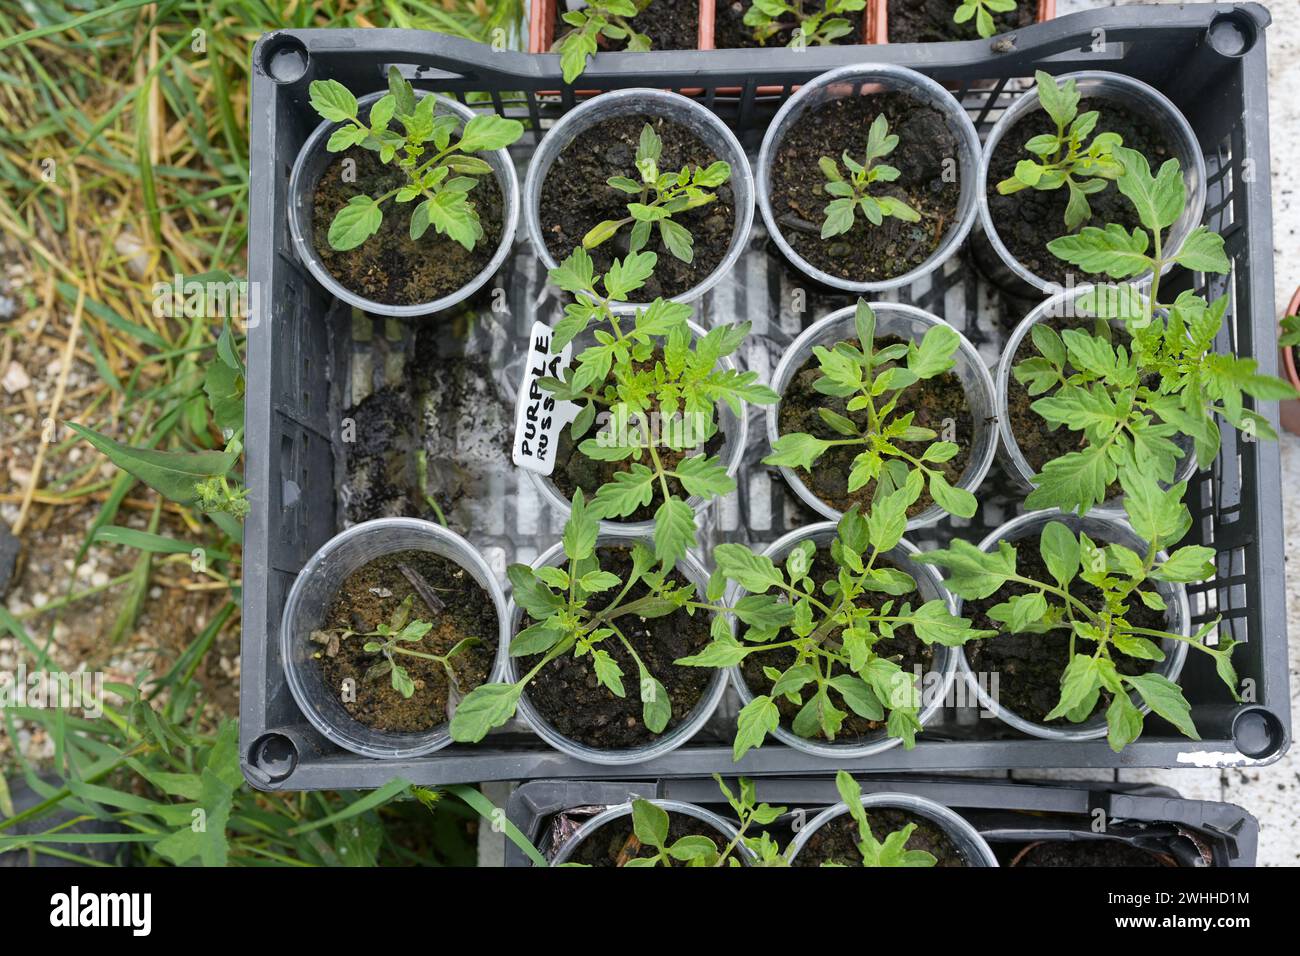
[1281,286,1300,435]
[709,3,869,98]
[867,0,1055,43]
[711,0,870,51]
[529,0,713,53]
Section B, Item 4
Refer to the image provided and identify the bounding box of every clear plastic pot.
[288,91,520,318]
[785,791,999,867]
[522,88,754,313]
[976,70,1207,296]
[953,509,1191,742]
[766,302,997,529]
[548,798,749,866]
[756,63,982,293]
[728,522,960,759]
[525,319,750,535]
[504,534,730,765]
[280,518,511,759]
[996,287,1198,506]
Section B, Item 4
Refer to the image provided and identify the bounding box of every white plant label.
[512,320,581,476]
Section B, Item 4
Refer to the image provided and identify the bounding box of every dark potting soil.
[740,546,935,742]
[552,0,700,50]
[794,807,966,866]
[886,0,1035,43]
[712,1,866,48]
[963,545,1164,726]
[519,546,714,749]
[776,336,973,517]
[985,99,1174,288]
[768,92,961,284]
[567,812,724,866]
[1012,839,1171,867]
[312,145,504,307]
[316,550,499,733]
[538,114,735,301]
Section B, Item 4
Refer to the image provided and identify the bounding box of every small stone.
[2,361,29,394]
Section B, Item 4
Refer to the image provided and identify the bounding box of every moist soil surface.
[1007,316,1190,499]
[768,92,961,284]
[740,546,935,742]
[538,114,735,301]
[568,812,724,866]
[1012,839,1170,867]
[312,145,504,307]
[316,550,499,733]
[795,807,966,866]
[712,1,866,48]
[777,335,973,517]
[886,0,1035,43]
[520,546,714,749]
[552,0,700,51]
[963,544,1165,726]
[986,99,1174,288]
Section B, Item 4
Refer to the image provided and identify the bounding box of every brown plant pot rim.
[1280,286,1300,436]
[1283,286,1300,391]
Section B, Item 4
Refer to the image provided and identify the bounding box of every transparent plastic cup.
[953,509,1191,742]
[756,63,983,293]
[976,70,1207,296]
[288,91,519,317]
[727,522,960,759]
[767,302,998,529]
[548,798,750,865]
[280,518,510,759]
[503,533,730,765]
[522,88,754,314]
[786,791,999,866]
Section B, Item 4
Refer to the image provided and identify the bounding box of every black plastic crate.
[242,3,1290,790]
[503,776,1260,867]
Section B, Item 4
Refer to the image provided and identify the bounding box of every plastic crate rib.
[243,3,1288,790]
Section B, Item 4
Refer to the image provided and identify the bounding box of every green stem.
[1004,573,1103,625]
